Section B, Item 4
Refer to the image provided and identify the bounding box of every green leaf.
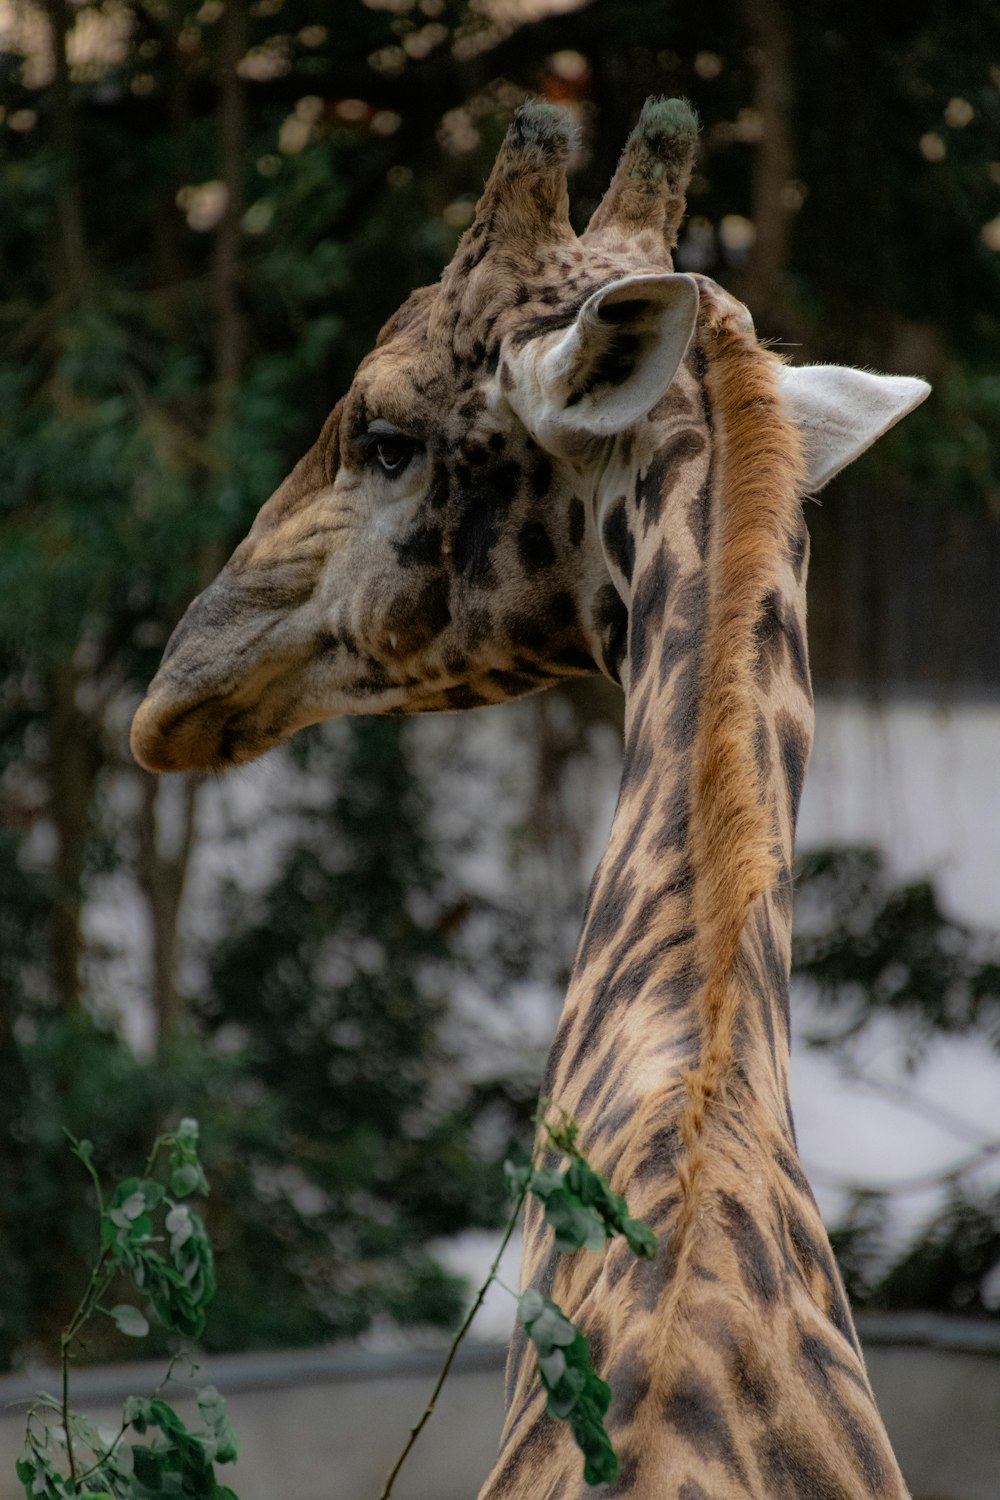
[503,1159,532,1197]
[110,1304,150,1337]
[621,1215,658,1259]
[170,1163,201,1197]
[123,1396,152,1432]
[519,1294,619,1488]
[539,1188,607,1254]
[517,1287,544,1323]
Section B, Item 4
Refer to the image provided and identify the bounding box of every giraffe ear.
[778,365,930,493]
[530,273,699,438]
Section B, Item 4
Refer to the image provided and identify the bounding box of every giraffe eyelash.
[350,422,423,477]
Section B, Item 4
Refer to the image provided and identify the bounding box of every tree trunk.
[47,663,95,1009]
[740,0,797,340]
[136,773,199,1050]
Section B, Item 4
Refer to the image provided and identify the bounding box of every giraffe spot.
[394,523,443,568]
[568,495,586,546]
[499,360,514,391]
[444,683,487,709]
[799,1337,891,1493]
[566,950,658,1073]
[646,1189,680,1226]
[655,779,690,855]
[776,709,809,830]
[452,501,501,585]
[687,471,712,558]
[488,668,544,696]
[584,1319,607,1374]
[729,1336,778,1417]
[575,1047,616,1112]
[602,496,635,583]
[662,1368,747,1481]
[425,464,450,509]
[663,653,701,753]
[781,1199,860,1353]
[516,520,557,573]
[718,1191,779,1303]
[637,429,706,530]
[631,1229,676,1310]
[605,1347,651,1427]
[604,1238,633,1290]
[578,870,638,966]
[754,589,811,699]
[620,714,654,790]
[602,1448,640,1497]
[464,605,491,648]
[593,582,628,682]
[542,1015,571,1093]
[486,1414,560,1495]
[529,450,553,499]
[774,1146,811,1196]
[458,390,486,420]
[755,1429,855,1500]
[632,1123,679,1184]
[629,548,673,679]
[552,642,598,672]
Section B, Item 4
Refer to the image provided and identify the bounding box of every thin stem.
[74,1418,129,1487]
[377,1182,530,1500]
[60,1335,77,1488]
[58,1242,114,1492]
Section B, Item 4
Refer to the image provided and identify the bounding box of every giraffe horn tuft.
[504,100,578,164]
[585,96,699,257]
[451,100,575,269]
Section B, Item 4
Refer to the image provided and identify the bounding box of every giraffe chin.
[129,690,293,774]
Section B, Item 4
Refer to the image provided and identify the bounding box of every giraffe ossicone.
[132,97,928,1499]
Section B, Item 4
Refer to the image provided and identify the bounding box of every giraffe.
[131,99,930,1498]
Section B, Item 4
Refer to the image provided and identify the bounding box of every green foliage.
[381,1108,657,1496]
[527,1112,658,1259]
[794,847,1000,1316]
[19,1124,239,1500]
[517,1290,617,1486]
[794,845,1000,1056]
[1,1003,494,1367]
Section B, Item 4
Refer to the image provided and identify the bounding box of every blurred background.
[1,0,1000,1494]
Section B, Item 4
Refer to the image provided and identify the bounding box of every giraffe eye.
[374,436,416,475]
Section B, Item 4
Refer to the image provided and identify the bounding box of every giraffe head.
[131,99,927,773]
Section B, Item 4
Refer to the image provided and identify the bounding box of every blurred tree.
[795,846,1000,1317]
[2,0,1000,1366]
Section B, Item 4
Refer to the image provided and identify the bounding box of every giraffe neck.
[486,319,909,1500]
[545,322,811,1165]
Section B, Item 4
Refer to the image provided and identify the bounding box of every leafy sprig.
[380,1104,658,1496]
[19,1121,239,1500]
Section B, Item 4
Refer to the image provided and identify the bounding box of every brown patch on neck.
[670,312,806,1243]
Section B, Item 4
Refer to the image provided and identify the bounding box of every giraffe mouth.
[130,676,305,773]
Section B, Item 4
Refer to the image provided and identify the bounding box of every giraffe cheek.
[366,577,453,659]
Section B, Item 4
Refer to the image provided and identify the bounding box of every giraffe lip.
[130,683,283,774]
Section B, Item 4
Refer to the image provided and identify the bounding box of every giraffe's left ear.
[524,273,699,439]
[777,364,931,492]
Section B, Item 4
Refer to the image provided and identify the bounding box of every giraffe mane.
[669,314,806,1273]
